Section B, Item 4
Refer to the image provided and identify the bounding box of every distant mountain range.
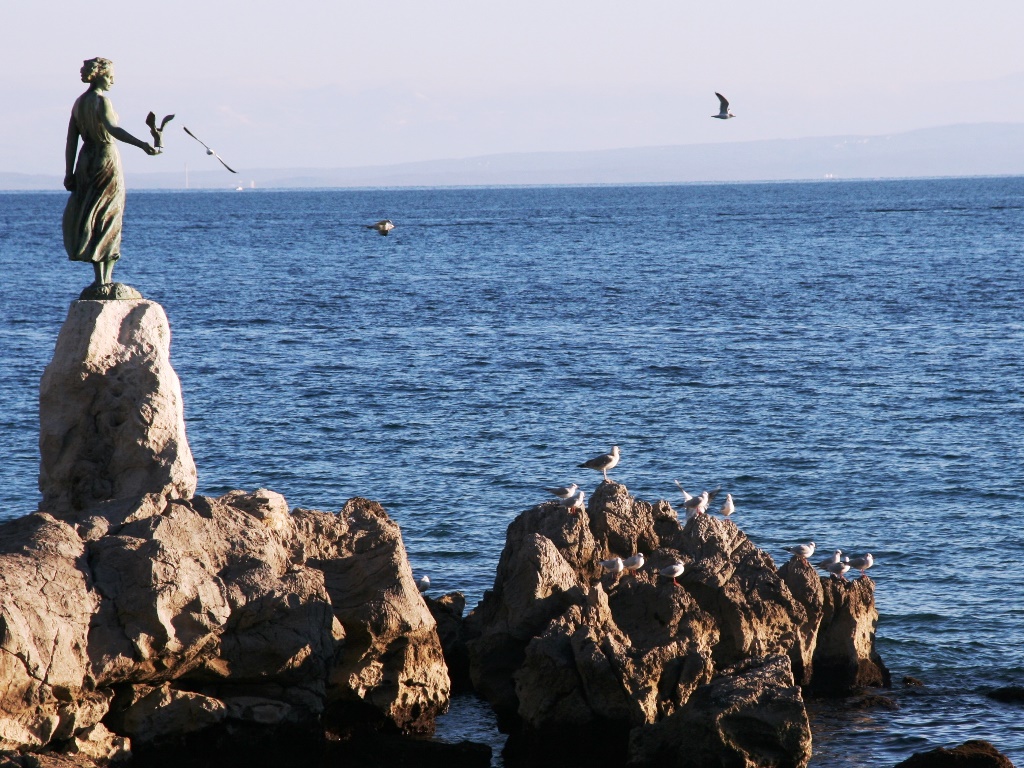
[4,123,1023,191]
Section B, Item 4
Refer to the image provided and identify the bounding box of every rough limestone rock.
[0,489,450,759]
[466,530,589,718]
[514,582,716,737]
[425,592,472,693]
[777,557,825,685]
[291,497,451,732]
[627,655,812,768]
[812,576,891,695]
[39,300,197,513]
[669,515,809,667]
[0,513,101,752]
[893,739,1017,768]
[466,482,829,766]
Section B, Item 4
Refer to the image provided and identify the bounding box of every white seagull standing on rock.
[415,575,430,592]
[622,553,645,576]
[578,445,620,482]
[600,557,625,576]
[816,550,842,571]
[719,493,735,517]
[659,561,686,586]
[563,488,586,516]
[826,558,851,580]
[784,542,816,560]
[543,483,578,500]
[848,553,874,578]
[712,92,735,119]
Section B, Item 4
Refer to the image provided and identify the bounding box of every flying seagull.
[367,219,395,235]
[183,126,237,173]
[578,445,620,481]
[712,92,735,120]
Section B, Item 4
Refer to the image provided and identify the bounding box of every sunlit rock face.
[39,299,197,513]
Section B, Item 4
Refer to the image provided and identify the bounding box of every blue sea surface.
[1,179,1022,766]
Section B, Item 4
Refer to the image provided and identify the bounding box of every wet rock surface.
[893,739,1017,768]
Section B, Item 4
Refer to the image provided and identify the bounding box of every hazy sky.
[4,0,1023,176]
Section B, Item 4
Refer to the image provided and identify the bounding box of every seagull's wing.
[706,487,722,504]
[215,154,238,173]
[159,114,175,130]
[716,92,730,109]
[146,112,157,130]
[183,126,212,152]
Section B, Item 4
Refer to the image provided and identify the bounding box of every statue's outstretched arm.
[99,95,158,155]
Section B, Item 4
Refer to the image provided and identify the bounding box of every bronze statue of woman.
[63,58,157,297]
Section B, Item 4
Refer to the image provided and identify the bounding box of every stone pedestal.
[39,299,197,514]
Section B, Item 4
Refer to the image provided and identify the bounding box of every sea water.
[1,178,1022,766]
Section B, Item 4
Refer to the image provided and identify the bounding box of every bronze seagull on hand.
[183,126,237,173]
[145,112,174,152]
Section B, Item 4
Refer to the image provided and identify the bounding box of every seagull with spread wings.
[183,126,237,173]
[712,92,735,120]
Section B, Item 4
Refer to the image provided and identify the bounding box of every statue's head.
[81,58,114,87]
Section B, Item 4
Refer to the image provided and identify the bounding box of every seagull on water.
[367,219,395,235]
[712,92,735,120]
[578,445,620,481]
[183,126,237,173]
[783,541,816,560]
[600,557,625,576]
[544,483,579,500]
[415,575,430,592]
[847,553,874,578]
[622,552,645,575]
[563,488,586,516]
[659,561,686,586]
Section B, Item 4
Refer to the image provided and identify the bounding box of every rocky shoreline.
[0,299,1016,768]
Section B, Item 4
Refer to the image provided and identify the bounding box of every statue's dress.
[62,91,124,264]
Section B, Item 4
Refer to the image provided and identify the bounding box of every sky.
[3,0,1024,177]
